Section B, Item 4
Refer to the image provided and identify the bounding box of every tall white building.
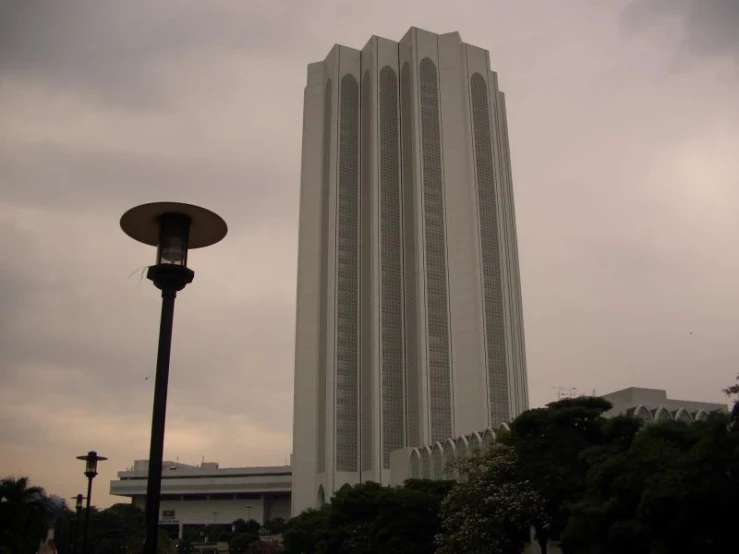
[292,27,528,515]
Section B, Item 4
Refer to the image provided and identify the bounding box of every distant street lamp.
[120,202,227,554]
[245,505,253,522]
[69,494,84,554]
[76,451,106,554]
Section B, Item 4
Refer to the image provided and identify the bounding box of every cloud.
[0,0,315,107]
[0,202,295,423]
[0,198,295,505]
[623,0,739,60]
[0,1,306,506]
[1,0,737,509]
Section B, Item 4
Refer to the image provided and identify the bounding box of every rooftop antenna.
[552,386,578,400]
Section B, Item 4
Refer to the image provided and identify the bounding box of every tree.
[282,507,331,554]
[87,503,146,554]
[0,477,53,554]
[227,518,260,552]
[435,444,546,554]
[504,396,613,553]
[357,479,453,553]
[0,481,181,554]
[723,374,739,428]
[564,413,739,554]
[232,519,260,535]
[282,480,453,554]
[229,532,259,553]
[49,505,75,554]
[262,518,287,534]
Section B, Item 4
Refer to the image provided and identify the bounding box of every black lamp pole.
[76,452,106,554]
[120,203,227,554]
[142,260,193,554]
[69,494,84,554]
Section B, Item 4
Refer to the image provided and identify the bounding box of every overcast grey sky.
[1,0,737,508]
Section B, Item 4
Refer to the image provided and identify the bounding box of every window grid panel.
[379,66,405,468]
[400,62,420,448]
[419,58,452,443]
[360,71,373,473]
[471,73,510,426]
[336,74,360,472]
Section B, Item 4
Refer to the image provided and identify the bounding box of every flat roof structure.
[110,460,291,534]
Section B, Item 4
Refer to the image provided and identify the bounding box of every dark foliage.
[505,396,614,550]
[565,412,739,554]
[282,480,453,554]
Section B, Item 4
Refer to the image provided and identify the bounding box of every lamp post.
[245,505,253,522]
[69,494,84,554]
[76,451,106,554]
[120,202,227,554]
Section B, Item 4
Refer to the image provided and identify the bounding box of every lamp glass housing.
[85,452,98,477]
[156,213,191,266]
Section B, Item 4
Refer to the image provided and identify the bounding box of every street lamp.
[245,505,253,522]
[76,451,106,554]
[69,494,84,554]
[120,202,227,554]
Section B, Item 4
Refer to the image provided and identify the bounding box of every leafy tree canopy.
[0,477,53,554]
[436,444,547,554]
[565,412,739,554]
[282,479,453,554]
[505,396,614,549]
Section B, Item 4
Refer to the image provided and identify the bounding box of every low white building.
[110,460,291,538]
[600,387,727,422]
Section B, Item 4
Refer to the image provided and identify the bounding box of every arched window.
[421,447,432,479]
[410,449,421,479]
[432,443,444,479]
[442,439,457,479]
[654,407,672,423]
[468,432,483,456]
[455,436,469,460]
[481,428,495,452]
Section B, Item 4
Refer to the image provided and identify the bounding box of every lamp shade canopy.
[120,202,228,251]
[76,451,107,478]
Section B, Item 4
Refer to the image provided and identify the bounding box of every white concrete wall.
[602,387,728,416]
[131,495,290,526]
[159,498,263,526]
[399,27,431,447]
[438,32,490,437]
[388,447,414,486]
[493,80,529,417]
[291,59,327,517]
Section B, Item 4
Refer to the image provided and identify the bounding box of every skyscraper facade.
[292,27,528,515]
